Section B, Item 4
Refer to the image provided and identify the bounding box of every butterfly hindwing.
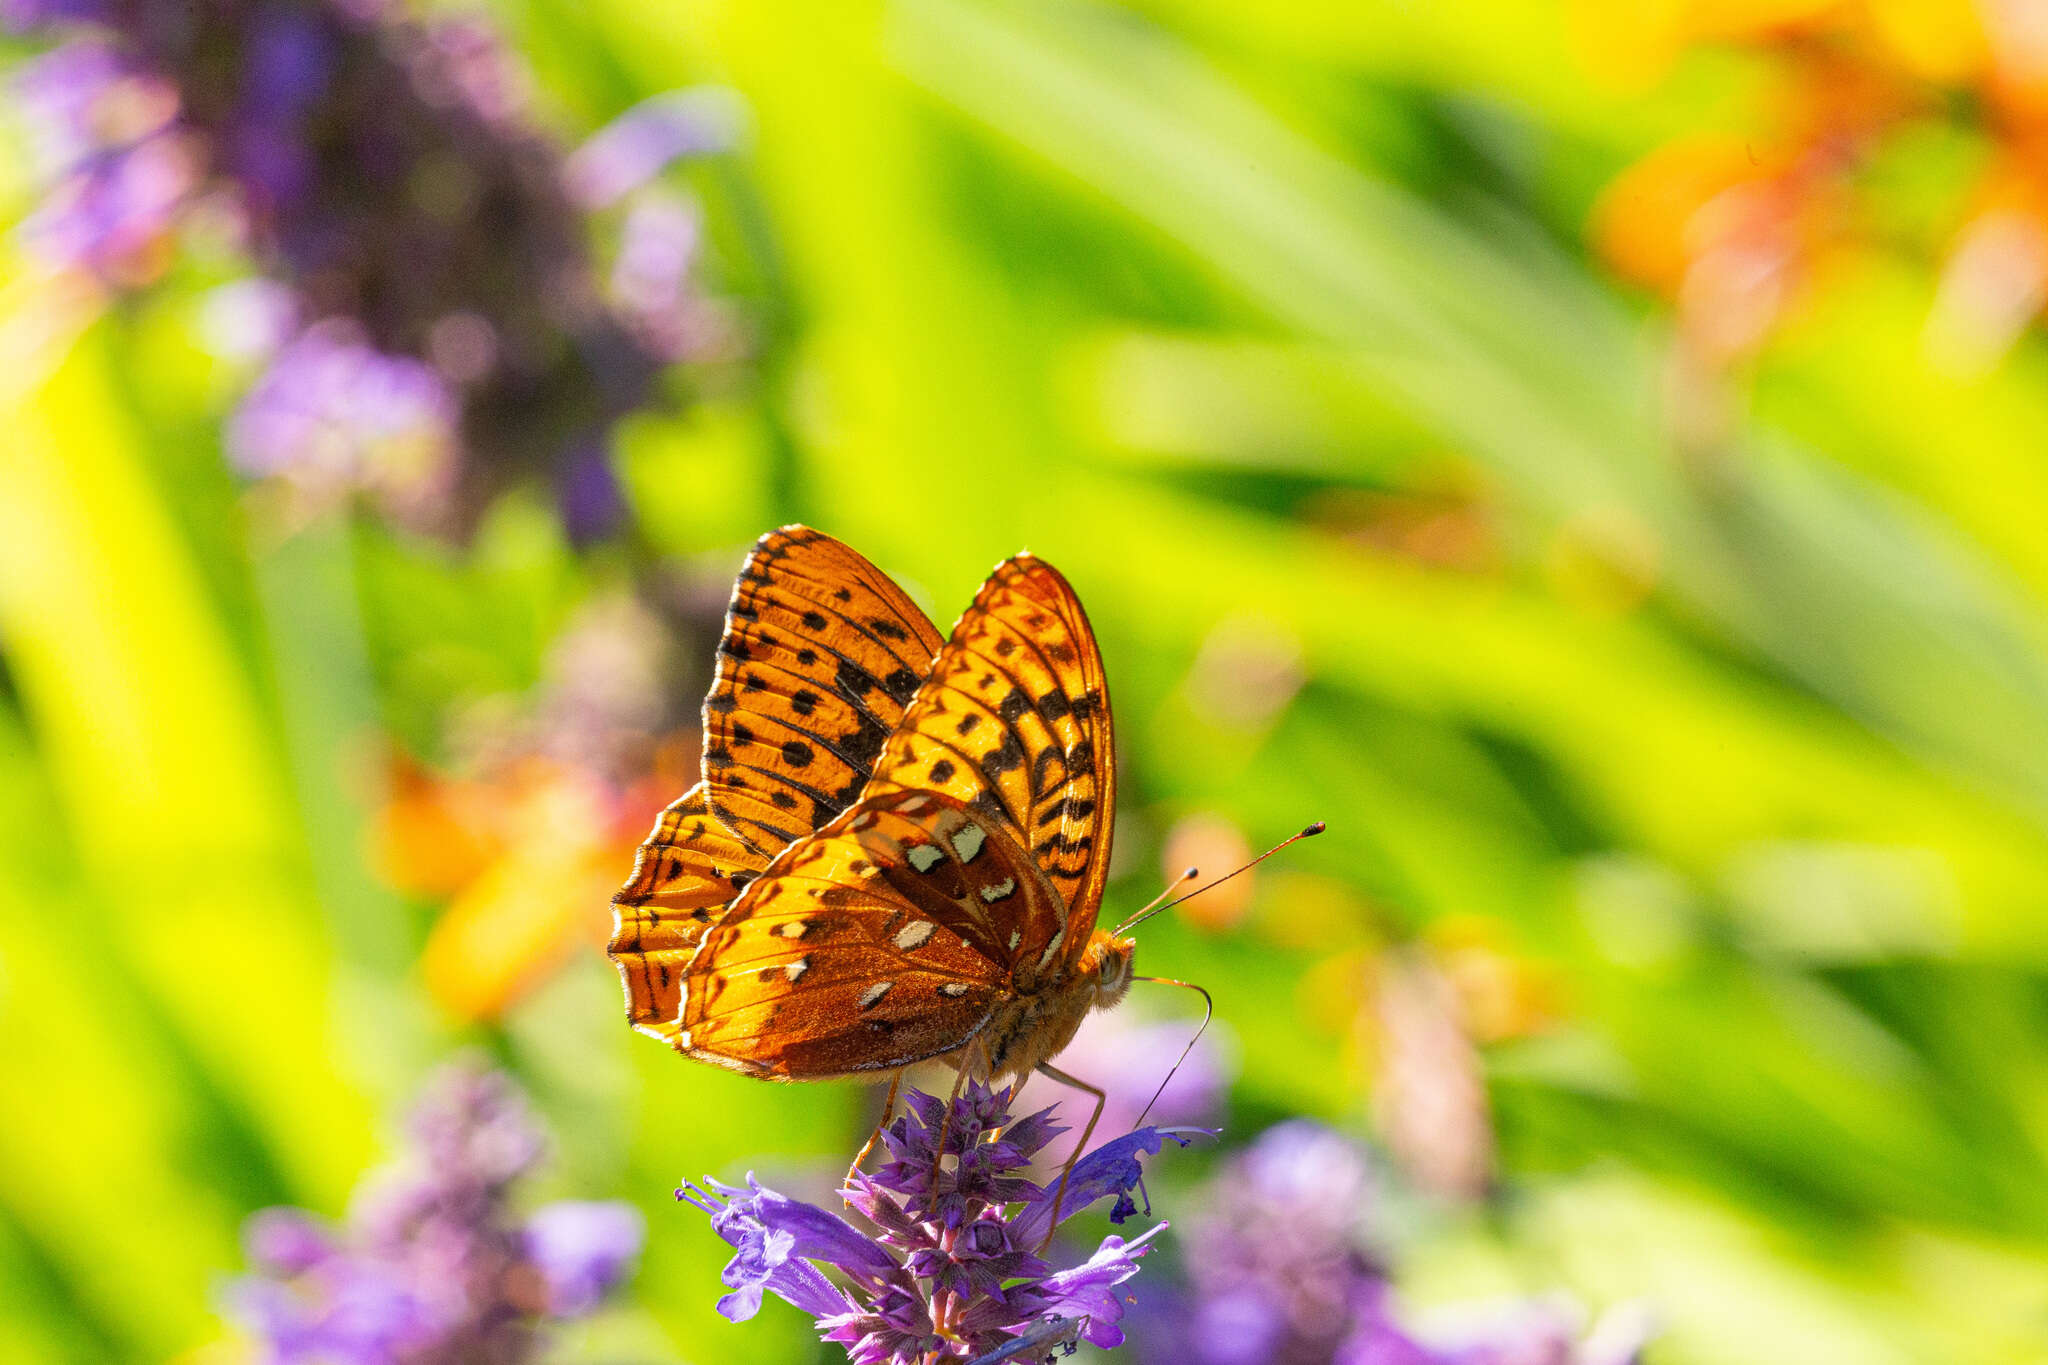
[609,785,772,1044]
[701,526,945,856]
[676,788,1067,1078]
[863,556,1115,965]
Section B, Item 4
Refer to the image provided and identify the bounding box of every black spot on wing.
[979,734,1025,780]
[835,657,878,700]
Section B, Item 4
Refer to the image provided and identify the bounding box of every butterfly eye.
[1097,944,1133,993]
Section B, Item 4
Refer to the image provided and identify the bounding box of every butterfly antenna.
[1129,975,1214,1131]
[1113,821,1325,936]
[1116,865,1200,936]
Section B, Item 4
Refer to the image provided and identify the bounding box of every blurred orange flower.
[1160,812,1257,931]
[1578,3,2048,369]
[371,587,706,1022]
[378,747,690,1023]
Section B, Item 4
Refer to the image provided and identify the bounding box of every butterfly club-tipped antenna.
[1117,864,1200,933]
[1112,820,1325,937]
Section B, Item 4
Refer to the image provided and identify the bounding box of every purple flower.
[224,1060,643,1365]
[608,190,707,362]
[1141,1122,1649,1365]
[680,1079,1190,1364]
[10,39,193,280]
[225,319,459,523]
[6,1,733,540]
[523,1201,646,1317]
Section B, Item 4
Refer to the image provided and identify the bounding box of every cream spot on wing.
[784,957,810,982]
[778,920,809,939]
[857,981,893,1010]
[1007,928,1022,951]
[939,982,969,998]
[983,877,1018,904]
[894,919,937,951]
[848,811,875,831]
[1036,927,1065,970]
[898,794,931,814]
[906,843,944,873]
[949,824,986,862]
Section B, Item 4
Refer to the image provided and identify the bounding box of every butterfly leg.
[844,1070,904,1197]
[925,1043,981,1201]
[1032,1061,1106,1250]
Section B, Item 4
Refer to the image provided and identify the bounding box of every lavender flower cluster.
[225,1062,643,1365]
[1143,1121,1648,1365]
[5,0,733,537]
[682,1080,1192,1365]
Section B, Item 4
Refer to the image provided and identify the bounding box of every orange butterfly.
[607,526,1130,1105]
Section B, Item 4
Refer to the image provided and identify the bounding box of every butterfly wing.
[610,526,941,1044]
[701,525,945,856]
[675,788,1067,1079]
[609,786,771,1044]
[862,555,1115,983]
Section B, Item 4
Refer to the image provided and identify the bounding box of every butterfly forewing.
[676,788,1067,1078]
[609,786,771,1044]
[863,556,1116,971]
[701,526,945,855]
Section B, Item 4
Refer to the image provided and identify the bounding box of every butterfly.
[607,525,1128,1095]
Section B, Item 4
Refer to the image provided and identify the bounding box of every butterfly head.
[1080,928,1136,1010]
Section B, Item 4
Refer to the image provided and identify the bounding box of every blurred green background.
[8,0,2048,1361]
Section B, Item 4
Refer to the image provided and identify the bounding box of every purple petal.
[1018,1223,1166,1349]
[555,438,626,547]
[1010,1127,1199,1244]
[678,1179,866,1321]
[709,1175,897,1279]
[565,87,742,207]
[243,1207,335,1276]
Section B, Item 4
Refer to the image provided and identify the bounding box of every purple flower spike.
[224,1060,642,1365]
[1139,1120,1653,1365]
[8,0,728,542]
[682,1079,1187,1364]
